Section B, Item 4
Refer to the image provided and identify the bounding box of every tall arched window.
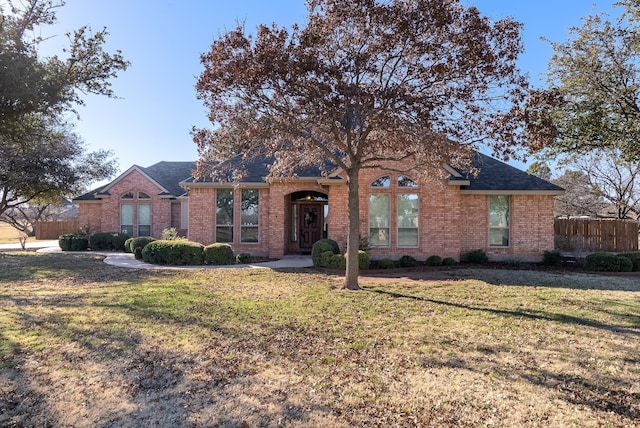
[369,175,419,248]
[120,191,152,237]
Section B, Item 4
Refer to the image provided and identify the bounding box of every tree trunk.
[344,168,361,290]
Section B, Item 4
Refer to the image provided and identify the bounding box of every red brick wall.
[460,194,556,261]
[77,203,102,234]
[77,169,175,238]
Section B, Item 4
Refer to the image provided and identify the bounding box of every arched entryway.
[287,191,328,254]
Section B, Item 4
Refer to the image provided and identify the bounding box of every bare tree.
[571,150,640,219]
[194,0,539,289]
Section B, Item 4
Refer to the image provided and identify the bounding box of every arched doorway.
[288,191,328,254]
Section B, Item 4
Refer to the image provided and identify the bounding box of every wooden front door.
[299,204,322,249]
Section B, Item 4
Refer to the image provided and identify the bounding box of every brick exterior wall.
[459,193,555,261]
[81,163,557,262]
[77,169,178,238]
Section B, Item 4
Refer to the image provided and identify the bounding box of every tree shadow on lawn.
[366,287,640,420]
[366,287,640,336]
[360,266,640,291]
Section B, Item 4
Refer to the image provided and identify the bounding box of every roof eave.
[460,189,564,196]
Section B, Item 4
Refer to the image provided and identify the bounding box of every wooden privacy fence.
[554,218,638,253]
[35,221,79,240]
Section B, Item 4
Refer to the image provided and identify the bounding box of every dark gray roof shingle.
[461,152,563,192]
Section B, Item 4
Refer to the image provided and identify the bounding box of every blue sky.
[39,0,618,182]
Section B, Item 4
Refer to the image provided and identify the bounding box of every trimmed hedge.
[466,249,489,264]
[236,253,252,264]
[203,243,234,265]
[617,252,640,271]
[311,239,340,267]
[398,255,416,268]
[378,258,395,269]
[442,257,456,266]
[142,240,204,265]
[90,232,129,251]
[584,252,633,272]
[426,255,443,266]
[59,234,88,251]
[134,247,143,260]
[130,237,156,254]
[124,238,134,253]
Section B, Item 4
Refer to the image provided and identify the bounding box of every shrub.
[311,239,340,267]
[378,258,395,269]
[398,255,416,268]
[161,227,184,241]
[426,255,442,266]
[347,250,370,270]
[134,247,143,260]
[142,240,204,265]
[543,250,562,266]
[442,257,456,266]
[584,252,630,272]
[58,234,74,251]
[124,238,134,253]
[236,253,252,264]
[130,237,156,254]
[90,232,129,251]
[203,243,234,265]
[327,253,346,269]
[619,256,633,272]
[320,250,336,268]
[70,236,88,251]
[618,252,640,271]
[466,249,489,264]
[59,234,88,251]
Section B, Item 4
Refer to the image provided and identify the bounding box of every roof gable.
[74,162,196,202]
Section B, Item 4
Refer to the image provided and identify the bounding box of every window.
[371,176,391,187]
[120,204,133,236]
[489,195,510,247]
[241,189,259,243]
[138,204,151,236]
[398,176,418,188]
[369,194,390,246]
[216,189,234,243]
[397,194,419,247]
[120,191,153,237]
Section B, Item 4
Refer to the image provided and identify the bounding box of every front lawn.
[1,252,638,427]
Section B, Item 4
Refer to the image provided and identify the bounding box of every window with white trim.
[489,195,510,247]
[216,189,234,243]
[397,194,419,247]
[241,189,259,243]
[138,203,151,236]
[369,194,390,247]
[120,203,133,236]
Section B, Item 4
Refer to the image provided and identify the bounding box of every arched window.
[371,176,391,187]
[369,175,420,248]
[398,175,418,188]
[120,191,152,237]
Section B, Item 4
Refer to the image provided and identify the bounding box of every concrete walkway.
[17,243,313,270]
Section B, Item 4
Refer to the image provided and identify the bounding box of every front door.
[299,204,322,249]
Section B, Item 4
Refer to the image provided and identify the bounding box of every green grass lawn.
[1,252,639,427]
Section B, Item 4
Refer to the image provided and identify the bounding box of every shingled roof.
[75,152,562,202]
[459,152,563,193]
[74,162,196,201]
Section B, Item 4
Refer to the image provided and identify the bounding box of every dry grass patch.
[0,252,639,427]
